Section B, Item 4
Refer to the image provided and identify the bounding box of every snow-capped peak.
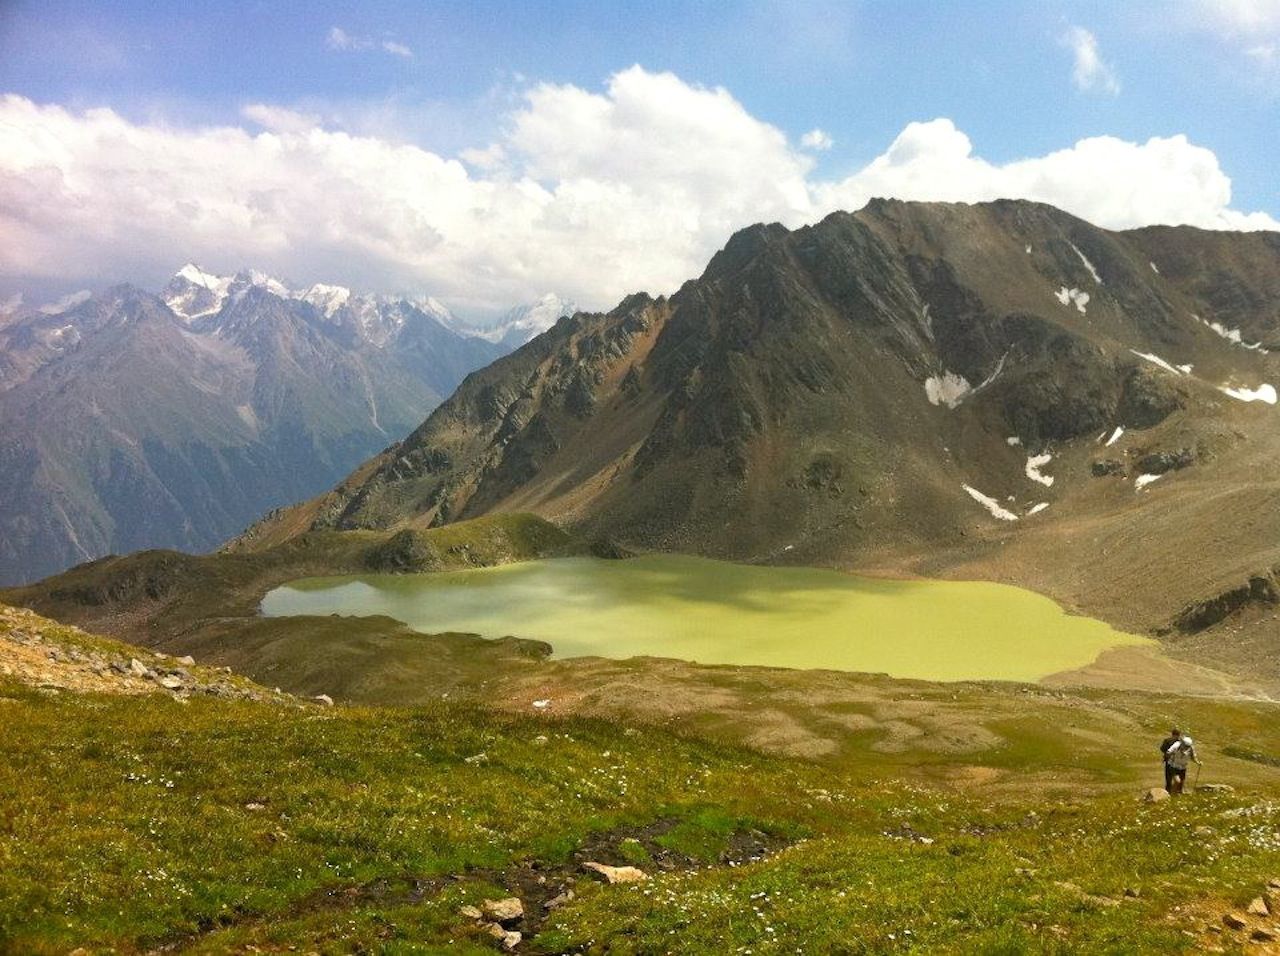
[299,283,352,317]
[468,293,577,347]
[164,264,234,320]
[176,263,228,291]
[158,264,464,345]
[409,295,455,324]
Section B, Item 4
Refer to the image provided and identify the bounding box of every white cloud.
[801,128,834,150]
[818,118,1279,232]
[1193,0,1280,81]
[1062,25,1121,95]
[326,27,369,52]
[326,26,413,58]
[0,69,1275,318]
[1197,0,1280,35]
[241,103,321,134]
[381,41,414,59]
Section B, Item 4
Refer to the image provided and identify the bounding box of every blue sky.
[0,1,1277,316]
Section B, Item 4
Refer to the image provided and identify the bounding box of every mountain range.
[236,199,1280,680]
[0,266,523,584]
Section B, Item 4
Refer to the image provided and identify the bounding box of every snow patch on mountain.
[925,371,971,408]
[1054,286,1089,314]
[1070,243,1102,284]
[1025,453,1054,487]
[963,484,1019,521]
[1219,383,1277,405]
[1130,350,1189,376]
[1193,313,1267,353]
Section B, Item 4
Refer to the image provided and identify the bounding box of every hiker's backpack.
[1166,738,1192,770]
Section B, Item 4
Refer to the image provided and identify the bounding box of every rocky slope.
[0,268,504,584]
[237,199,1280,673]
[0,602,283,701]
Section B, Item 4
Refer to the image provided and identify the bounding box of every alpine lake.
[260,554,1149,683]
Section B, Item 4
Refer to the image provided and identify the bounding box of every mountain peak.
[164,265,234,320]
[298,283,352,317]
[471,293,577,347]
[175,263,229,290]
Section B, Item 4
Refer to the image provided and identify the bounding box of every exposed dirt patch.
[1042,644,1274,699]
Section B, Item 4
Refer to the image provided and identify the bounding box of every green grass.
[3,677,1280,954]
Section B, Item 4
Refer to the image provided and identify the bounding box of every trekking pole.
[1194,762,1202,790]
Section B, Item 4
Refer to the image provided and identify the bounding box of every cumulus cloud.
[1062,25,1121,95]
[241,103,322,134]
[326,26,413,58]
[817,118,1278,232]
[0,68,1275,317]
[801,128,834,150]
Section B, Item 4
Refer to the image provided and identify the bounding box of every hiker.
[1159,727,1200,794]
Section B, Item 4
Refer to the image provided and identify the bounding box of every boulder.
[128,658,149,677]
[176,655,196,666]
[158,675,184,690]
[486,924,521,950]
[458,904,483,920]
[1223,912,1248,930]
[545,889,574,910]
[481,897,524,925]
[1247,896,1270,916]
[1197,783,1235,794]
[1090,459,1124,477]
[313,694,334,706]
[1135,448,1194,475]
[1142,787,1170,803]
[583,862,648,884]
[1253,928,1276,942]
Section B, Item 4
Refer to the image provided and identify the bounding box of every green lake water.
[260,555,1149,683]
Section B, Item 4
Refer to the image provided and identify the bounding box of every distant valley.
[0,265,573,584]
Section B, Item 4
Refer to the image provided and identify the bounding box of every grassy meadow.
[4,670,1280,954]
